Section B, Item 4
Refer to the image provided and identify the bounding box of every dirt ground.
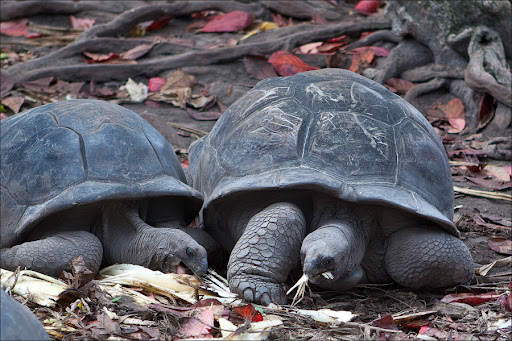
[1,1,511,340]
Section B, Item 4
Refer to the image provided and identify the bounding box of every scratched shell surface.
[189,69,457,235]
[1,99,203,248]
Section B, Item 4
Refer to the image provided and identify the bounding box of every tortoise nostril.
[321,256,334,268]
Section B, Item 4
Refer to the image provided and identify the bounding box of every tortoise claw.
[230,274,286,306]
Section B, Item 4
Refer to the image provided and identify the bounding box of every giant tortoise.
[189,68,474,305]
[1,99,210,277]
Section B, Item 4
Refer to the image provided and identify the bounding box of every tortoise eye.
[186,247,196,259]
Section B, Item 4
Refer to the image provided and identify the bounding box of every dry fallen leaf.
[386,78,415,92]
[485,164,511,182]
[425,98,466,132]
[243,53,278,79]
[488,238,512,255]
[349,47,376,74]
[120,78,148,103]
[70,16,95,30]
[2,93,25,113]
[179,304,215,338]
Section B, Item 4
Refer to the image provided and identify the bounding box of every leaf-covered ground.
[1,1,510,340]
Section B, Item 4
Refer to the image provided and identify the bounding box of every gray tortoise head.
[1,99,203,248]
[190,68,457,236]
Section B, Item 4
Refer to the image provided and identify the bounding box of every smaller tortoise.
[1,99,211,277]
[189,69,474,305]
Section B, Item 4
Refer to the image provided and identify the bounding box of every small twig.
[340,321,403,333]
[167,122,208,137]
[453,186,512,202]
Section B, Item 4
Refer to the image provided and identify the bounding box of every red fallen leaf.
[148,77,166,92]
[371,315,399,330]
[200,11,253,32]
[418,326,429,334]
[233,304,263,322]
[327,35,349,44]
[146,16,173,31]
[478,92,495,129]
[488,238,512,255]
[386,78,415,92]
[354,0,380,16]
[243,53,278,79]
[70,15,95,30]
[191,11,214,19]
[83,52,119,63]
[25,32,44,38]
[349,47,375,74]
[440,292,501,306]
[419,327,450,339]
[360,31,374,38]
[181,160,189,168]
[0,19,29,37]
[180,306,215,338]
[498,293,512,312]
[268,50,320,76]
[400,319,431,329]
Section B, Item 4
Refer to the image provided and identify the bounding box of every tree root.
[404,78,446,103]
[401,64,464,83]
[4,17,390,85]
[345,30,401,50]
[261,0,347,21]
[464,27,512,107]
[364,39,432,84]
[0,0,136,21]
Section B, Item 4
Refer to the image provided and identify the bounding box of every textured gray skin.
[189,69,474,305]
[1,289,50,340]
[0,100,209,277]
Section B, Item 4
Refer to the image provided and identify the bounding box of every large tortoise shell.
[190,69,457,236]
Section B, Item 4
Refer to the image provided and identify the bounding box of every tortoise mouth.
[175,262,189,274]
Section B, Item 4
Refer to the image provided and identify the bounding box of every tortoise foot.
[230,274,286,306]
